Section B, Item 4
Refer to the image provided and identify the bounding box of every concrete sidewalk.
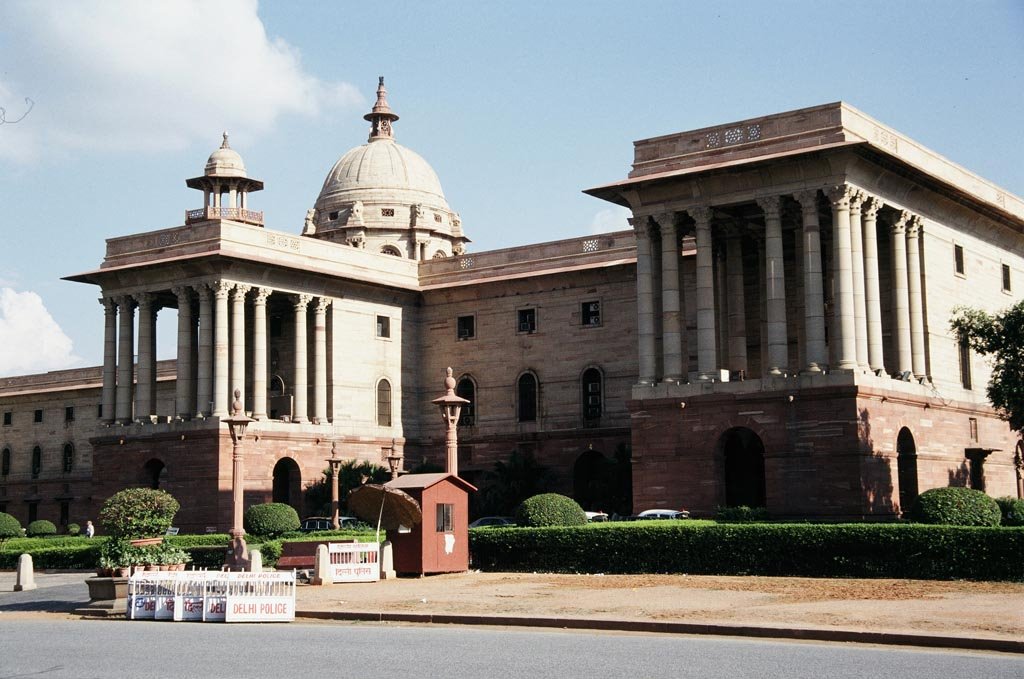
[3,570,1022,654]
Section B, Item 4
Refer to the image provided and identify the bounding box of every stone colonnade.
[99,282,333,425]
[632,183,928,384]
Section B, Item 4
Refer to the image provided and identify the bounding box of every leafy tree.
[477,449,549,516]
[951,302,1024,433]
[303,460,390,516]
[0,512,21,544]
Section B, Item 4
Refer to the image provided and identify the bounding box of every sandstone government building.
[2,80,1022,532]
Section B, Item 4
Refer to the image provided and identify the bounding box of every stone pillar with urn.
[326,442,343,530]
[432,367,470,476]
[223,388,254,570]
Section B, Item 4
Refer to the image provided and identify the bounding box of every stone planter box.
[79,576,130,617]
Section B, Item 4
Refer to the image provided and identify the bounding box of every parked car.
[584,511,609,522]
[634,509,690,520]
[299,516,366,532]
[469,516,516,528]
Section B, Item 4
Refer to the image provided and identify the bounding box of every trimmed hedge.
[907,487,1001,526]
[714,506,769,523]
[0,512,21,540]
[469,522,1024,581]
[515,493,587,527]
[244,503,300,537]
[26,520,57,537]
[996,496,1024,526]
[99,488,180,538]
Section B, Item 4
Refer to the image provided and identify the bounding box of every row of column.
[99,282,333,425]
[633,184,928,384]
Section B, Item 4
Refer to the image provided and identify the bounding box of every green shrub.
[515,493,587,527]
[907,487,1001,526]
[66,522,81,536]
[26,520,57,537]
[469,522,1024,581]
[0,540,102,569]
[0,512,21,541]
[98,488,180,538]
[995,496,1024,526]
[715,506,769,523]
[244,503,300,537]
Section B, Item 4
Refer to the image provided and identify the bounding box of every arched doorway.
[143,458,166,489]
[720,427,767,508]
[573,449,609,511]
[272,457,302,511]
[896,427,918,512]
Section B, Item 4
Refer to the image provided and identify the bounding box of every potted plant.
[98,488,180,547]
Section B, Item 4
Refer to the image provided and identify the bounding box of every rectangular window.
[517,308,536,334]
[457,315,475,340]
[376,315,391,338]
[1002,264,1012,293]
[65,406,74,422]
[2,412,10,426]
[582,301,601,327]
[60,501,70,528]
[28,502,38,524]
[959,336,972,390]
[969,417,978,442]
[953,244,965,276]
[97,404,103,419]
[435,503,454,533]
[33,409,42,423]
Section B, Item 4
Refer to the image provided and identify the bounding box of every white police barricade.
[328,542,380,583]
[128,570,295,623]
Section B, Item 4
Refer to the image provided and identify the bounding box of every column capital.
[793,189,819,212]
[209,280,233,300]
[906,215,924,238]
[113,294,136,311]
[755,195,782,219]
[171,285,193,302]
[848,188,866,213]
[862,195,882,220]
[629,213,652,238]
[132,291,153,309]
[99,296,117,312]
[231,284,252,302]
[826,184,855,208]
[890,210,911,235]
[252,287,272,304]
[654,211,676,231]
[314,297,332,314]
[294,293,312,311]
[687,205,713,226]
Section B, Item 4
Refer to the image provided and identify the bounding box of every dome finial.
[221,131,230,149]
[363,76,399,142]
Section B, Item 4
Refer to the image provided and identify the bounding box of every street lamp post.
[326,442,343,529]
[223,388,254,570]
[432,367,470,476]
[382,438,402,480]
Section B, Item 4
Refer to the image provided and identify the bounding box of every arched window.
[517,373,538,423]
[143,458,166,489]
[432,250,447,259]
[582,368,603,421]
[31,446,41,478]
[1,448,10,476]
[377,379,392,427]
[380,245,402,257]
[62,443,74,473]
[456,377,475,426]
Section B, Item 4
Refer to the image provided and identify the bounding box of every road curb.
[296,610,1024,654]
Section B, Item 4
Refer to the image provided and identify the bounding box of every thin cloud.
[0,0,361,163]
[588,205,632,234]
[0,288,82,376]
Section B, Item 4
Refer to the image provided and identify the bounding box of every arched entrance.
[142,458,166,489]
[720,427,767,508]
[272,458,302,511]
[896,427,918,512]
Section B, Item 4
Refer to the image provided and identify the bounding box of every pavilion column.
[196,284,214,417]
[848,191,870,372]
[906,216,927,380]
[293,294,312,423]
[251,288,271,421]
[100,297,117,423]
[794,190,826,373]
[134,292,154,422]
[172,286,194,420]
[211,281,232,417]
[115,295,135,424]
[228,187,237,209]
[827,185,858,371]
[890,212,913,376]
[313,297,331,423]
[690,206,717,381]
[861,197,885,373]
[230,284,250,411]
[657,213,684,383]
[757,196,788,375]
[725,227,747,377]
[632,216,657,385]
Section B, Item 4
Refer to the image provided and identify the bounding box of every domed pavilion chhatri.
[0,81,1021,533]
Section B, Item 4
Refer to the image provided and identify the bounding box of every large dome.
[307,78,468,259]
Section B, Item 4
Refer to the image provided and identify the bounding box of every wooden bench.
[276,540,353,571]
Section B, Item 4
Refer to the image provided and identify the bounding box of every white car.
[635,509,690,520]
[584,511,609,522]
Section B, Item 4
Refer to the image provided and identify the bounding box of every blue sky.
[1,0,1021,375]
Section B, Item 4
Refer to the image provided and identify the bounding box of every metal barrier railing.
[328,542,380,583]
[127,570,296,623]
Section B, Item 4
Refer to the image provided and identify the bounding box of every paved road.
[1,619,1020,679]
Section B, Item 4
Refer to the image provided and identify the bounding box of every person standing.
[85,520,95,538]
